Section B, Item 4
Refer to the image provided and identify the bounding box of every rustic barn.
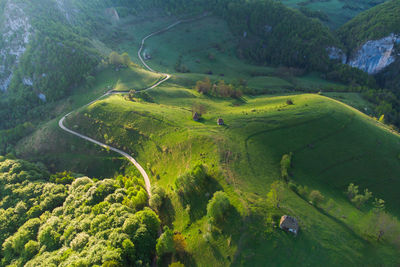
[279,215,299,235]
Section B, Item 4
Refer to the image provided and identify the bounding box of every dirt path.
[58,19,190,196]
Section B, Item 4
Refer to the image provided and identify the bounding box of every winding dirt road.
[59,19,191,196]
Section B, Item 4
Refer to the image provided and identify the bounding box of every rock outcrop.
[347,34,400,74]
[0,1,31,91]
[326,46,347,64]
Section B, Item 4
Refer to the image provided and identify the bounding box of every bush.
[309,190,325,206]
[156,226,175,257]
[207,191,232,226]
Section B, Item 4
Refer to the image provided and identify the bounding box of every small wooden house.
[279,215,299,235]
[217,118,224,125]
[193,112,200,121]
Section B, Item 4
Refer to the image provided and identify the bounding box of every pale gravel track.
[58,18,196,196]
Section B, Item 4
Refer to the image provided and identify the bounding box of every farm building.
[279,215,299,235]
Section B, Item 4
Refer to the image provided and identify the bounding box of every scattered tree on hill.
[149,185,166,212]
[351,189,372,209]
[173,233,187,256]
[309,190,325,206]
[195,77,212,94]
[156,226,175,258]
[373,198,385,213]
[346,183,359,200]
[207,191,232,226]
[109,51,123,66]
[109,51,132,67]
[266,181,284,209]
[175,164,208,201]
[121,52,132,66]
[194,78,242,98]
[346,183,373,209]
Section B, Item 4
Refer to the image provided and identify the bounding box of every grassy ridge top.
[338,0,400,51]
[66,84,400,265]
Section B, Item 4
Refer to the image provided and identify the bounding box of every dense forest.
[338,0,400,52]
[0,156,160,266]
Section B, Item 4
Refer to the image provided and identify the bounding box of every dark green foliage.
[206,191,232,226]
[338,0,400,52]
[326,64,377,87]
[0,122,34,154]
[299,6,329,22]
[156,226,175,257]
[175,164,208,201]
[50,171,76,185]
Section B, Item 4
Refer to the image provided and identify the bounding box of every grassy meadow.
[64,82,400,265]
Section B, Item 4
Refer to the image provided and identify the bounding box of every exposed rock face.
[348,34,400,74]
[326,46,347,64]
[0,1,31,91]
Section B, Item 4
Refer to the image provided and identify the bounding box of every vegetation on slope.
[66,83,400,266]
[338,0,400,52]
[0,156,161,266]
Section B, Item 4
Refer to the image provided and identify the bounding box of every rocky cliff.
[0,1,32,91]
[348,33,400,74]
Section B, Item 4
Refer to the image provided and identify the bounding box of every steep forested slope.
[338,0,400,52]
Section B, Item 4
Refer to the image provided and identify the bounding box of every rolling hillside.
[2,1,400,266]
[64,83,400,266]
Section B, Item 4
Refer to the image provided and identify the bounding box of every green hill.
[338,0,400,52]
[63,82,400,266]
[280,0,390,29]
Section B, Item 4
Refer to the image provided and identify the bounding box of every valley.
[1,0,400,266]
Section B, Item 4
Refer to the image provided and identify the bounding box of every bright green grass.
[66,84,400,266]
[112,65,163,91]
[133,16,276,81]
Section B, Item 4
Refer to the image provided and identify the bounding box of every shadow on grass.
[181,177,223,222]
[159,196,176,228]
[177,251,197,267]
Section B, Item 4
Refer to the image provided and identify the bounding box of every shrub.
[173,233,187,255]
[309,190,325,206]
[207,191,232,225]
[156,226,175,257]
[149,194,162,211]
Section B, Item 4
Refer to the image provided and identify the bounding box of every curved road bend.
[58,18,196,196]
